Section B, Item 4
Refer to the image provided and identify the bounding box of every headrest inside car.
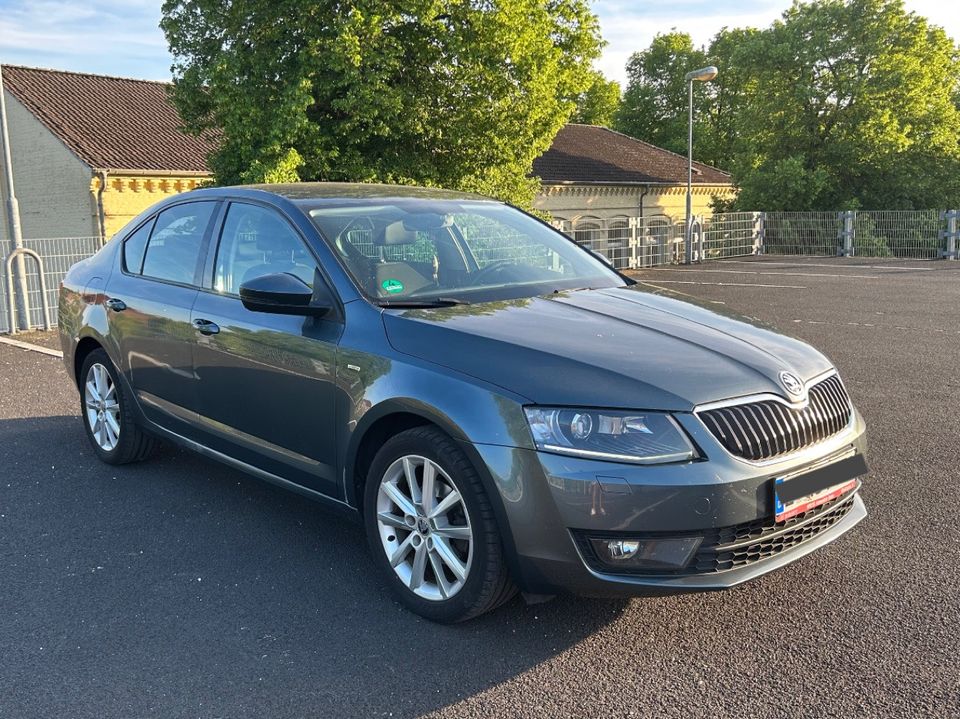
[376,221,417,246]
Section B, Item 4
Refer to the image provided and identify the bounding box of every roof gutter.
[98,168,212,177]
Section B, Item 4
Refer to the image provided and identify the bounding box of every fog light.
[587,536,703,571]
[606,540,641,559]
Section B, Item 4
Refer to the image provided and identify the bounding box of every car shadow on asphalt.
[0,415,630,718]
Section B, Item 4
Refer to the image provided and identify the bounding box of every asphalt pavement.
[1,256,958,718]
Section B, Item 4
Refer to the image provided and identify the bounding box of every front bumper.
[470,407,868,597]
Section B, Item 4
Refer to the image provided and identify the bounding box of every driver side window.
[214,203,316,295]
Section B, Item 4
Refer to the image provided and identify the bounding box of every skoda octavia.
[59,184,868,622]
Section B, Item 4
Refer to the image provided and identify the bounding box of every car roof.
[224,182,491,202]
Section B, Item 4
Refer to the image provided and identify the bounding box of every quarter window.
[122,219,154,274]
[214,203,316,295]
[141,202,216,285]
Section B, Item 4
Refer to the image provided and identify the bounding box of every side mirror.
[591,249,614,267]
[239,272,332,316]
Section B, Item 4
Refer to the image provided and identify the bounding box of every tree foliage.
[615,32,707,157]
[615,1,960,210]
[161,0,603,207]
[570,70,620,126]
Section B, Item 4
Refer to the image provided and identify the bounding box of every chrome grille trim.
[696,372,853,462]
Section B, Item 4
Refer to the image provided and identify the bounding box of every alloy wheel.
[375,454,474,601]
[84,362,121,452]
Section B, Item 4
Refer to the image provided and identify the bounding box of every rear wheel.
[80,349,157,465]
[364,426,516,622]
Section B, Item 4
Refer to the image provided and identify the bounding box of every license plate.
[774,454,868,522]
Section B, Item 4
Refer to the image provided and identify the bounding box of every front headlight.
[523,407,697,464]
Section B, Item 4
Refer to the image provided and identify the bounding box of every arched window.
[607,218,631,269]
[573,217,603,256]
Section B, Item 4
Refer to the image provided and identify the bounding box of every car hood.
[382,286,834,411]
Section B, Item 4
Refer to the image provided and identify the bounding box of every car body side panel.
[334,300,536,505]
[58,240,120,387]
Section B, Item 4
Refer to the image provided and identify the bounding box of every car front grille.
[697,374,852,461]
[575,491,858,577]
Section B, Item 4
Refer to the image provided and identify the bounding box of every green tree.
[570,70,620,126]
[615,1,960,211]
[161,0,603,208]
[727,0,960,210]
[614,32,709,157]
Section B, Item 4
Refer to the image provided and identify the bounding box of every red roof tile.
[2,65,215,173]
[534,123,730,185]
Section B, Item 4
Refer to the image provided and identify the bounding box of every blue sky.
[0,1,957,86]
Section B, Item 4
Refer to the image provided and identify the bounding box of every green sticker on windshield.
[381,278,405,294]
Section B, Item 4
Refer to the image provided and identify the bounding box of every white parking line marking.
[790,318,960,335]
[649,268,880,279]
[0,336,63,358]
[721,259,936,271]
[642,279,807,289]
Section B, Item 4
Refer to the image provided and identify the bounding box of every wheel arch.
[344,401,524,583]
[73,335,105,388]
[345,400,467,508]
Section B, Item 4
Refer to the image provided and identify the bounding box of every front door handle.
[192,318,220,336]
[105,297,127,312]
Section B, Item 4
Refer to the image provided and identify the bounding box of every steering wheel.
[470,260,517,285]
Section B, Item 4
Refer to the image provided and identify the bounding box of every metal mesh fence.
[1,209,958,334]
[701,212,761,259]
[2,236,101,331]
[852,210,942,259]
[763,212,840,255]
[0,254,8,334]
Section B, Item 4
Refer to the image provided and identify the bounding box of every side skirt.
[146,420,361,523]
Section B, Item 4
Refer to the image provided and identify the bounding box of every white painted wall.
[0,90,97,243]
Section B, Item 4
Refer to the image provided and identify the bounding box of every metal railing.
[1,235,100,333]
[1,210,957,333]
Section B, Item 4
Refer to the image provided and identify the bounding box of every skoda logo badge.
[779,371,804,397]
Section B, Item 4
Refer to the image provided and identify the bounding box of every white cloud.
[0,0,169,79]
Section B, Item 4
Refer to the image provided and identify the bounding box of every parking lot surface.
[1,256,958,718]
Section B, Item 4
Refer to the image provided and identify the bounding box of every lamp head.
[685,66,718,82]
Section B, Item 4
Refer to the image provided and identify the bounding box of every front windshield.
[304,199,624,304]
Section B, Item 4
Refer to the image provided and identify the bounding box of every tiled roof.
[2,65,215,173]
[2,67,729,185]
[533,123,731,185]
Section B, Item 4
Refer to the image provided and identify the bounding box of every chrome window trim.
[693,367,839,413]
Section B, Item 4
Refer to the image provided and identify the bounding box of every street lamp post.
[684,65,718,265]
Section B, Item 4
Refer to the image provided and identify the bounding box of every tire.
[79,349,158,465]
[363,426,517,623]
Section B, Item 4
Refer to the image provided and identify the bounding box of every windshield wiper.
[376,297,471,308]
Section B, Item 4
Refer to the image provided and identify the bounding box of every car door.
[190,201,343,497]
[106,200,219,436]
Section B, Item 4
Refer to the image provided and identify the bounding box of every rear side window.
[122,219,153,274]
[141,202,216,285]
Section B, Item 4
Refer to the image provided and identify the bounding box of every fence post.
[940,210,958,260]
[838,210,855,256]
[753,212,766,255]
[628,217,639,269]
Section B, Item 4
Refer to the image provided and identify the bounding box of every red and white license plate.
[774,454,867,522]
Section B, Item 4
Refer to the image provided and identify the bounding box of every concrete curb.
[0,335,63,358]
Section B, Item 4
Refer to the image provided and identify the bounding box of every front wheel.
[363,426,516,623]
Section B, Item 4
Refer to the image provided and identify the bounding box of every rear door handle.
[105,297,126,312]
[192,318,220,336]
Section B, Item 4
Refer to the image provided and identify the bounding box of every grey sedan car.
[59,183,868,622]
